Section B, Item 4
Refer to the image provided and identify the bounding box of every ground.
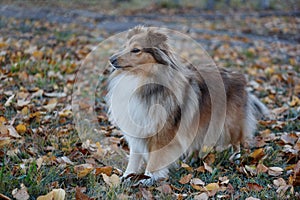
[0,1,299,200]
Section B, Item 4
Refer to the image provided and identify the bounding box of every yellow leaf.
[204,183,219,191]
[37,188,65,200]
[32,51,43,60]
[249,148,264,160]
[16,124,26,134]
[0,116,7,124]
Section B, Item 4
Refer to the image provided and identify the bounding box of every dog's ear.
[127,26,145,39]
[147,31,167,46]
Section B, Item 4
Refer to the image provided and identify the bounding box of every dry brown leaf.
[74,164,94,178]
[12,184,29,200]
[179,173,192,184]
[247,183,264,192]
[204,153,215,165]
[0,124,8,135]
[102,173,120,187]
[181,163,193,172]
[268,167,283,176]
[280,133,298,145]
[37,188,65,200]
[272,106,288,115]
[0,135,10,147]
[43,98,58,111]
[75,187,90,200]
[95,166,113,176]
[293,160,300,186]
[257,163,268,173]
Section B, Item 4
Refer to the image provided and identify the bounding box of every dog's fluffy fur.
[107,26,269,182]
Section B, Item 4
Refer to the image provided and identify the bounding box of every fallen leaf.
[44,92,66,98]
[204,183,219,191]
[4,94,15,107]
[194,192,209,200]
[12,184,29,200]
[245,197,260,200]
[272,106,288,115]
[7,125,21,138]
[36,157,44,171]
[257,163,268,173]
[57,156,74,165]
[203,162,213,173]
[156,184,172,194]
[280,133,298,145]
[37,188,65,200]
[95,166,113,176]
[74,164,94,178]
[191,178,205,186]
[0,124,9,135]
[75,187,90,200]
[245,165,257,176]
[102,173,120,187]
[273,178,286,187]
[0,135,10,147]
[17,99,30,107]
[43,98,58,111]
[247,183,264,192]
[268,167,283,176]
[181,163,193,172]
[249,148,264,160]
[16,124,26,134]
[179,174,192,184]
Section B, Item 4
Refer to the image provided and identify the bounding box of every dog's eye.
[131,48,141,53]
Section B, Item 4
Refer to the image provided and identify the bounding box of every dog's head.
[109,26,172,70]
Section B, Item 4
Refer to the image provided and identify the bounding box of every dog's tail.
[248,94,270,119]
[242,93,270,146]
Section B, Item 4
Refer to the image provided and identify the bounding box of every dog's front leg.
[123,152,143,178]
[123,137,145,179]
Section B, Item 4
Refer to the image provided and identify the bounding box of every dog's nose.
[109,55,118,66]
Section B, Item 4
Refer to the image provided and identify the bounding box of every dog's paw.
[229,152,241,165]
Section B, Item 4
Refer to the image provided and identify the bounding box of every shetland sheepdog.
[106,26,269,184]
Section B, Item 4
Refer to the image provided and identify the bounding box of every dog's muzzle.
[109,55,121,69]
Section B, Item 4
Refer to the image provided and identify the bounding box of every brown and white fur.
[106,26,269,184]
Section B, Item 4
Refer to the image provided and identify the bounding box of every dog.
[106,26,269,184]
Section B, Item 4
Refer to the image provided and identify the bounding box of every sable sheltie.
[106,26,269,184]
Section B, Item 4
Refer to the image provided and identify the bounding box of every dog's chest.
[107,74,166,136]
